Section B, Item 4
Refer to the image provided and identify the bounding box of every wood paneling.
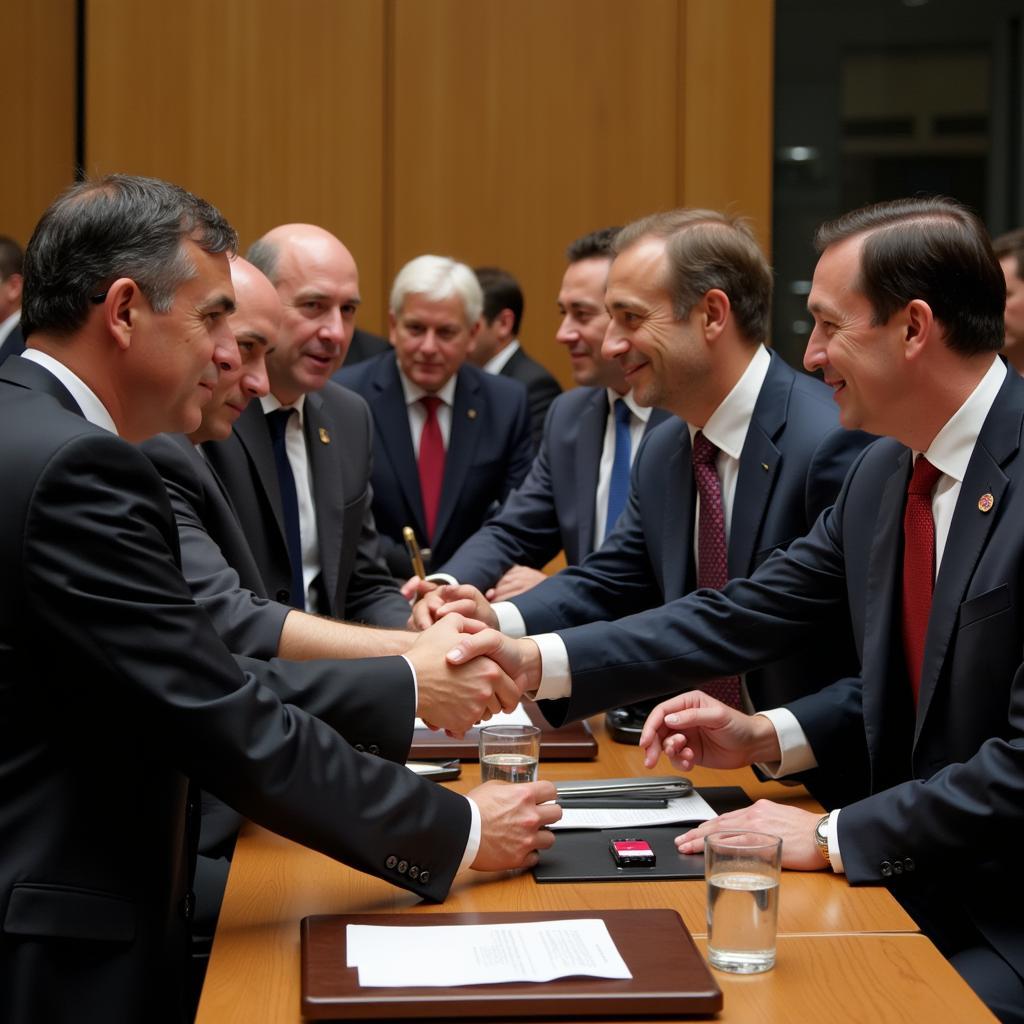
[85,0,388,325]
[0,0,77,246]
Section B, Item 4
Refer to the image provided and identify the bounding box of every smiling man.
[203,224,411,627]
[337,254,533,579]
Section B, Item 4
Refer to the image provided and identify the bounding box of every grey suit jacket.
[203,382,410,625]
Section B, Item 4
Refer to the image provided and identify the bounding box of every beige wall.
[3,0,773,386]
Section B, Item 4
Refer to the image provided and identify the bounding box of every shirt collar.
[399,368,458,408]
[260,391,307,425]
[607,387,652,423]
[0,309,20,345]
[919,355,1006,483]
[686,343,771,459]
[20,348,119,435]
[482,339,521,375]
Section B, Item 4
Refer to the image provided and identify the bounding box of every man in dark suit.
[204,223,410,625]
[423,228,668,603]
[992,227,1024,375]
[337,254,534,579]
[0,234,23,363]
[347,325,391,365]
[0,176,558,1024]
[452,198,1024,1022]
[470,266,561,447]
[419,212,868,795]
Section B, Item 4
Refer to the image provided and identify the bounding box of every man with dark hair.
[451,196,1024,1022]
[408,228,670,604]
[417,210,869,795]
[0,235,23,362]
[0,176,558,1024]
[992,227,1024,374]
[470,265,561,446]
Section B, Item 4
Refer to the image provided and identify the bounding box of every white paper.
[549,790,718,830]
[346,918,632,988]
[413,704,534,732]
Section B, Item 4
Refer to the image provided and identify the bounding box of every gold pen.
[403,526,427,581]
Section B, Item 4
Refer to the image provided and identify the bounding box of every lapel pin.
[978,493,994,513]
[761,462,770,472]
[318,427,331,445]
[467,408,478,420]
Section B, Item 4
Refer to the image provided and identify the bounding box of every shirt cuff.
[457,796,482,874]
[493,601,527,638]
[828,808,844,874]
[527,633,572,700]
[399,654,419,716]
[426,572,458,587]
[753,708,819,777]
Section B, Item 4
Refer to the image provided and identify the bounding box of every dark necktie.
[692,430,742,708]
[418,396,445,542]
[604,398,632,540]
[265,408,306,610]
[902,455,942,706]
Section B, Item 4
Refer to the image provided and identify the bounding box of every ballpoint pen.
[403,525,427,581]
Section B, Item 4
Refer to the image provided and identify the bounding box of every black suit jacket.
[347,327,391,366]
[337,351,534,578]
[0,320,23,364]
[499,345,562,448]
[203,382,410,625]
[440,387,671,589]
[0,358,470,1024]
[545,365,1024,977]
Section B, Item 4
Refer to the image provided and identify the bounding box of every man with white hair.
[337,254,533,579]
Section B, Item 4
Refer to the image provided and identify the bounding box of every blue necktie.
[605,398,632,540]
[266,408,306,610]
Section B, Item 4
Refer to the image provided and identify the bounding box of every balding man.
[205,224,411,626]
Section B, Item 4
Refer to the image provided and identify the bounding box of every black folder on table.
[300,909,722,1019]
[534,786,751,884]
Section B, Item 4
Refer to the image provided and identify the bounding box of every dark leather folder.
[409,701,597,760]
[300,909,722,1019]
[533,786,751,883]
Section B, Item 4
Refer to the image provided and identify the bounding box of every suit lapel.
[304,392,344,608]
[0,356,84,416]
[728,356,789,578]
[915,376,1022,739]
[433,368,481,546]
[662,422,696,600]
[233,401,287,544]
[371,356,426,537]
[576,389,609,555]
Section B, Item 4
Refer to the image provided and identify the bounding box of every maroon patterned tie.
[901,455,942,706]
[692,431,742,708]
[418,396,445,542]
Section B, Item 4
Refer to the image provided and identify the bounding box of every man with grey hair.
[337,254,533,579]
[205,223,411,629]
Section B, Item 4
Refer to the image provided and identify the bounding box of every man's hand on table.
[468,780,561,870]
[485,565,547,601]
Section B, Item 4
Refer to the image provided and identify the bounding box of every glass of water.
[478,724,541,783]
[705,830,782,974]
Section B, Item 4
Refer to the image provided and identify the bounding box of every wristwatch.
[814,814,832,867]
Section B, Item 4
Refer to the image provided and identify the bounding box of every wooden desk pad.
[300,909,722,1019]
[409,702,597,760]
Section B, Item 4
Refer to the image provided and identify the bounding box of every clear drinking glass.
[478,724,540,783]
[705,830,782,974]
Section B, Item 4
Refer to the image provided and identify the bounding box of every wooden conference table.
[196,716,995,1023]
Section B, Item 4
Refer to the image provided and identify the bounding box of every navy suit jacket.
[499,345,562,448]
[337,351,534,578]
[203,382,410,626]
[544,365,1024,977]
[0,358,469,1024]
[440,386,671,589]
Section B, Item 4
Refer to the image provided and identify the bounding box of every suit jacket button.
[180,891,195,922]
[368,744,380,755]
[354,743,365,752]
[386,855,398,869]
[892,861,903,875]
[419,871,430,884]
[903,858,915,873]
[276,589,289,603]
[408,865,419,880]
[397,860,408,874]
[880,860,892,878]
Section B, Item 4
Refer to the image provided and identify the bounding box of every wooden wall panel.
[679,0,774,251]
[85,0,389,328]
[389,0,682,388]
[0,0,77,247]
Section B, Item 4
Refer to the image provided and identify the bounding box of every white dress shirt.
[0,309,20,349]
[482,339,520,376]
[399,371,458,455]
[21,349,118,434]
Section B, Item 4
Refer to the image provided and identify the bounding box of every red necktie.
[902,455,942,706]
[418,396,445,542]
[692,431,742,709]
